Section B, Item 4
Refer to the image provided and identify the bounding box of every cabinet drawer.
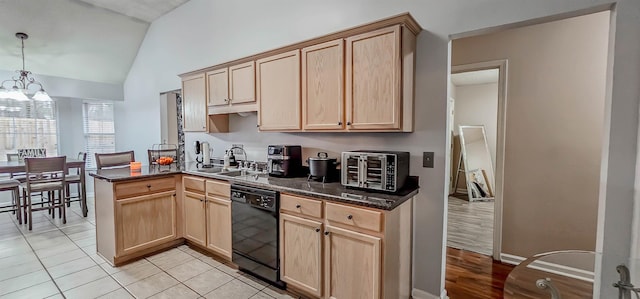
[184,176,206,194]
[206,179,230,197]
[115,177,176,199]
[281,193,322,218]
[325,202,383,233]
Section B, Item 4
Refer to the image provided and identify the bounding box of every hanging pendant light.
[0,33,53,102]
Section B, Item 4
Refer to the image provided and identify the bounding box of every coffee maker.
[267,145,302,177]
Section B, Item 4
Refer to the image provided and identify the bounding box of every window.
[0,99,58,161]
[83,102,115,169]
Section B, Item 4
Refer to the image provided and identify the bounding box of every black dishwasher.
[230,184,285,288]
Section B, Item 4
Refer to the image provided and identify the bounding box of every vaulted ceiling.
[0,0,189,84]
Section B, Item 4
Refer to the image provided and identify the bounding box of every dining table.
[0,158,88,217]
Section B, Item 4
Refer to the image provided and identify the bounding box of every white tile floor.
[0,198,297,299]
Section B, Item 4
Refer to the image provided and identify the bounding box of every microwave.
[341,151,410,193]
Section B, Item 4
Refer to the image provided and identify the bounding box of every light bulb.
[33,89,53,101]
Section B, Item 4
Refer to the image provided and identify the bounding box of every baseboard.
[500,253,526,266]
[499,253,594,282]
[528,259,595,282]
[412,288,448,299]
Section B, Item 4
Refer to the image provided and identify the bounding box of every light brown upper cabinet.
[207,61,256,114]
[257,50,301,131]
[346,25,414,131]
[182,73,208,132]
[180,14,420,133]
[302,39,345,130]
[182,73,229,133]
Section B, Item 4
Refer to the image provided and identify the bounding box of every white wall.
[453,83,498,171]
[120,1,640,297]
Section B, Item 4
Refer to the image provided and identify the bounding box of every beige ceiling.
[75,0,190,23]
[0,0,189,84]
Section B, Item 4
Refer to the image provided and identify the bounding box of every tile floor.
[0,198,297,299]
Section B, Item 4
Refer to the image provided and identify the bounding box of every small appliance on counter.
[341,150,410,193]
[267,145,302,177]
[194,141,213,167]
[307,152,339,183]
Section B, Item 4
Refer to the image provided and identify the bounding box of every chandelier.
[0,33,52,102]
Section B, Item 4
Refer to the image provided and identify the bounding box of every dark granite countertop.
[90,163,418,210]
[89,165,182,182]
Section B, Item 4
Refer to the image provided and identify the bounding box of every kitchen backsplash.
[184,113,417,165]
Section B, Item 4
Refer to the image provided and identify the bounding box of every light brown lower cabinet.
[116,190,178,257]
[183,190,206,246]
[95,175,182,266]
[324,225,381,299]
[279,193,413,299]
[206,195,232,259]
[280,213,324,297]
[181,176,232,261]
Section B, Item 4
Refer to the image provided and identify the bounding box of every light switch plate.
[423,152,434,168]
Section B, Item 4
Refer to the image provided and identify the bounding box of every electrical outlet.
[232,144,243,155]
[423,152,434,168]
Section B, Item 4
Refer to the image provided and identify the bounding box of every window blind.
[0,99,58,161]
[83,102,115,169]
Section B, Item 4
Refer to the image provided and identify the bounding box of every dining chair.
[0,179,21,224]
[65,152,87,208]
[95,151,135,170]
[148,149,178,165]
[22,156,67,230]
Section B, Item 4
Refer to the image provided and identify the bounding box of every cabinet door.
[257,50,301,131]
[280,214,323,297]
[183,191,206,246]
[207,68,229,107]
[182,73,208,132]
[116,191,177,256]
[206,195,232,259]
[229,61,255,105]
[302,39,345,130]
[325,225,381,299]
[346,25,401,130]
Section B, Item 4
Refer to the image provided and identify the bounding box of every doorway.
[443,10,610,299]
[447,66,504,258]
[159,90,185,166]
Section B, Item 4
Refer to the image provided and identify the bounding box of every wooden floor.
[447,196,494,255]
[446,247,514,299]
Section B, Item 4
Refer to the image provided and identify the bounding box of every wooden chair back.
[95,151,135,169]
[24,156,67,191]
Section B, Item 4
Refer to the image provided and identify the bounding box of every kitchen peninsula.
[91,163,418,298]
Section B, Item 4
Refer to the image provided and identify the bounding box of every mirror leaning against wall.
[458,125,495,201]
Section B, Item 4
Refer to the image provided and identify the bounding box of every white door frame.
[451,60,508,260]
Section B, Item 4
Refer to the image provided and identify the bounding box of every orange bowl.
[156,156,174,165]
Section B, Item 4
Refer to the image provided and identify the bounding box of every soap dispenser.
[229,150,237,167]
[223,150,230,168]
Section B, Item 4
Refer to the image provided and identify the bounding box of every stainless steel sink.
[219,169,265,177]
[218,170,244,177]
[195,166,225,173]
